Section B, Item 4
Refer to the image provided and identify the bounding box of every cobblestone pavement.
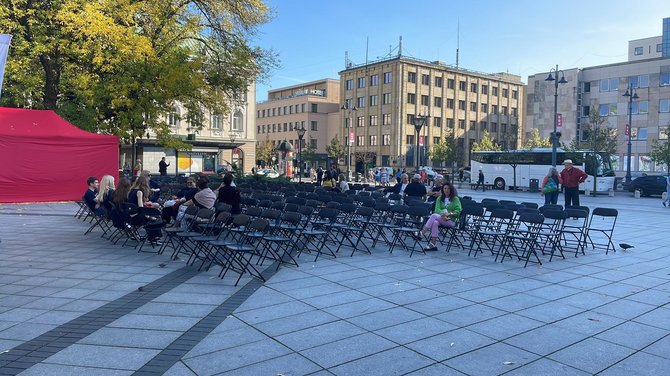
[0,188,669,375]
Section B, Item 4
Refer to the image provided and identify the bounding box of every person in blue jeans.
[663,175,670,207]
[541,167,562,205]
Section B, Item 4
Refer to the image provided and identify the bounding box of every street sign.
[625,124,630,136]
[556,113,563,130]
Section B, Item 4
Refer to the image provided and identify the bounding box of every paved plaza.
[0,187,669,375]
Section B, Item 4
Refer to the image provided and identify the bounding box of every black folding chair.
[499,213,545,267]
[586,207,618,254]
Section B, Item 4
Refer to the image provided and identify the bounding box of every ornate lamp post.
[411,114,428,172]
[545,65,568,167]
[623,84,639,185]
[296,124,306,183]
[341,104,357,181]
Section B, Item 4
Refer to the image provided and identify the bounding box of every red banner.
[349,131,354,142]
[556,113,563,130]
[625,124,630,136]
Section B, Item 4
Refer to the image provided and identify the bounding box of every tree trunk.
[39,53,60,109]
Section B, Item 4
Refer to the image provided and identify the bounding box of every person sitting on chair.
[217,173,242,215]
[83,176,99,213]
[420,182,462,251]
[404,174,427,201]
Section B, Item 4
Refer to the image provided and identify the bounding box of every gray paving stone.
[302,290,370,309]
[186,325,269,357]
[503,358,590,376]
[503,324,588,355]
[18,363,133,376]
[233,300,315,325]
[253,309,339,337]
[404,363,467,375]
[0,322,56,341]
[357,281,421,297]
[434,303,507,327]
[482,292,548,313]
[346,306,425,331]
[599,351,670,376]
[79,327,182,349]
[375,317,456,344]
[184,338,292,375]
[108,313,200,331]
[378,287,445,306]
[453,285,515,303]
[329,346,433,376]
[162,361,198,376]
[275,320,365,351]
[42,344,160,370]
[131,302,217,318]
[596,321,670,350]
[447,342,540,376]
[404,294,474,316]
[405,328,496,361]
[553,311,626,336]
[467,313,544,340]
[300,332,395,368]
[219,352,322,376]
[549,337,636,374]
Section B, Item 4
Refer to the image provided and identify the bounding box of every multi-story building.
[339,55,524,174]
[526,17,670,176]
[123,84,257,176]
[256,79,340,171]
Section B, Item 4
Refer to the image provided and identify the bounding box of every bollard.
[608,189,614,197]
[634,190,641,199]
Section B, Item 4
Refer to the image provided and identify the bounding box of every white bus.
[470,148,616,192]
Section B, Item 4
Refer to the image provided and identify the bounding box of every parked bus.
[470,148,616,192]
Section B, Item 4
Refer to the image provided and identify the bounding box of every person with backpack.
[541,167,562,205]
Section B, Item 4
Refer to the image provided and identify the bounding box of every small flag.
[0,34,12,98]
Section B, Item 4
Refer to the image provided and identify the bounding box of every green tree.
[0,0,277,153]
[326,136,345,166]
[650,125,670,174]
[301,136,317,165]
[564,107,618,194]
[256,139,276,166]
[428,130,460,182]
[523,128,552,149]
[471,131,501,152]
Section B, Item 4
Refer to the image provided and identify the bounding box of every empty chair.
[586,207,618,254]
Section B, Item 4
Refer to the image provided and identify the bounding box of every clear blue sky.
[253,0,668,102]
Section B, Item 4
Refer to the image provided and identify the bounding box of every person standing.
[316,167,323,186]
[541,167,562,205]
[158,157,170,176]
[559,159,587,207]
[133,159,142,177]
[474,169,485,191]
[663,174,670,207]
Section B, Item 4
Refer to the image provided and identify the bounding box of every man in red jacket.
[559,159,587,206]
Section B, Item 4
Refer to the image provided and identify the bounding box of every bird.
[158,263,166,268]
[619,243,634,251]
[137,286,145,292]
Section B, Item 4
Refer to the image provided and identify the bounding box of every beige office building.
[526,17,670,176]
[338,56,524,174]
[122,84,257,176]
[256,79,341,172]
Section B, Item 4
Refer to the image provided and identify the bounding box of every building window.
[661,72,670,86]
[492,87,498,96]
[446,118,454,128]
[346,79,353,90]
[660,99,670,113]
[434,117,442,127]
[421,95,429,106]
[658,44,663,53]
[491,122,497,132]
[634,46,643,56]
[481,103,488,113]
[311,121,318,131]
[470,102,477,112]
[446,98,454,109]
[369,135,378,146]
[637,128,648,140]
[502,88,509,98]
[370,95,378,106]
[295,104,300,113]
[382,93,391,105]
[502,106,508,115]
[369,115,378,126]
[479,121,487,131]
[511,107,517,117]
[599,103,617,116]
[447,79,455,89]
[356,116,365,127]
[168,107,180,127]
[434,97,442,107]
[407,93,416,104]
[406,135,414,145]
[257,125,261,133]
[283,106,287,115]
[459,81,467,91]
[406,114,415,124]
[492,105,498,114]
[583,82,591,92]
[345,118,351,128]
[344,98,352,109]
[458,100,466,110]
[283,123,287,132]
[232,110,243,131]
[512,90,518,99]
[383,72,392,84]
[433,137,440,145]
[383,113,391,125]
[357,136,365,146]
[421,74,430,85]
[370,74,378,86]
[582,105,590,117]
[458,119,465,129]
[358,77,365,88]
[272,124,276,132]
[632,101,649,114]
[289,122,293,131]
[382,134,391,145]
[357,96,365,107]
[311,103,318,113]
[599,78,619,92]
[435,77,443,87]
[482,85,488,95]
[408,72,417,83]
[470,120,477,129]
[470,83,477,92]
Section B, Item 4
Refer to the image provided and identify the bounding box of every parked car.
[628,175,667,196]
[256,169,280,178]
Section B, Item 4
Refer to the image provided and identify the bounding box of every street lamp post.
[341,104,357,181]
[296,124,306,183]
[545,65,568,167]
[228,132,237,172]
[411,114,428,172]
[623,84,639,185]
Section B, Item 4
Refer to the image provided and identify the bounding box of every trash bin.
[529,178,539,193]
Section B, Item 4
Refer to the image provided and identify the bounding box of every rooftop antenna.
[365,37,369,67]
[345,51,351,68]
[399,36,403,57]
[456,20,460,68]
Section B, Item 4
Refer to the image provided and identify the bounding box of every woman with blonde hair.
[94,175,116,215]
[541,167,562,205]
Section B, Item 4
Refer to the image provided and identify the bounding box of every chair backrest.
[215,211,231,224]
[261,208,282,221]
[565,207,589,219]
[248,218,270,232]
[542,209,567,221]
[516,207,540,216]
[499,200,516,206]
[325,201,341,209]
[281,211,302,225]
[231,214,251,227]
[566,205,590,215]
[317,207,339,220]
[520,202,539,209]
[245,206,263,218]
[216,203,232,213]
[489,208,514,220]
[284,203,299,213]
[355,206,374,218]
[540,204,563,212]
[297,205,314,219]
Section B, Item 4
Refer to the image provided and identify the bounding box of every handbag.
[543,178,558,194]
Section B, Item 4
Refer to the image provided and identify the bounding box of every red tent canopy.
[0,107,119,203]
